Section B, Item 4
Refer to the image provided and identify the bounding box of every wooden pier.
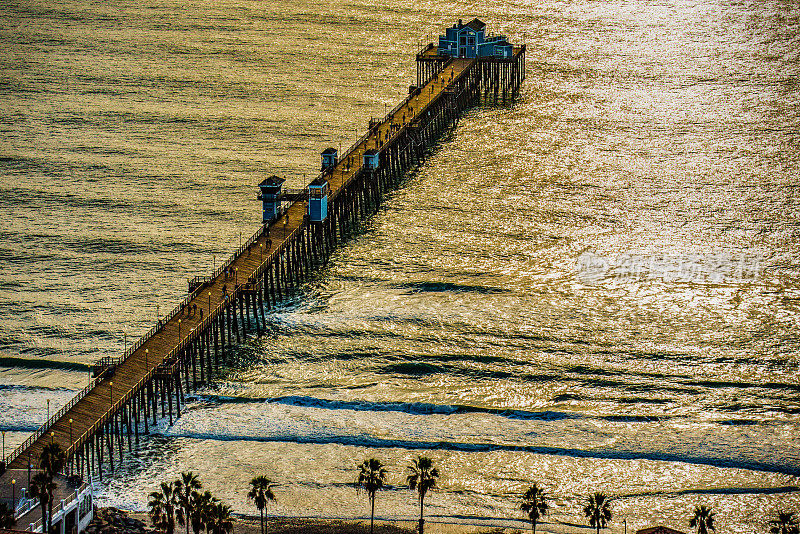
[1,34,525,494]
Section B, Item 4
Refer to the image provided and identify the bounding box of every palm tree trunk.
[260,508,264,534]
[532,519,536,534]
[419,496,424,534]
[370,493,375,534]
[48,499,53,534]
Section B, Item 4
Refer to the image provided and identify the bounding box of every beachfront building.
[0,469,94,534]
[437,18,514,59]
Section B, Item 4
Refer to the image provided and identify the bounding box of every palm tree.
[583,492,612,534]
[149,481,178,534]
[248,476,276,534]
[175,472,203,534]
[39,442,67,478]
[769,511,799,534]
[206,502,234,534]
[520,484,549,534]
[38,442,66,534]
[406,456,439,534]
[29,472,54,534]
[357,459,387,534]
[189,490,215,534]
[0,502,16,529]
[689,505,715,534]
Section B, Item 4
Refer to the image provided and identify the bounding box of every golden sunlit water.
[1,0,798,532]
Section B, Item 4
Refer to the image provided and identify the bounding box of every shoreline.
[125,510,610,534]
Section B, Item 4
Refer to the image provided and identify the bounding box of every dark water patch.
[0,423,41,433]
[621,382,700,394]
[687,379,800,393]
[0,356,91,372]
[382,362,443,375]
[603,396,670,405]
[392,281,511,294]
[572,373,700,395]
[428,352,520,366]
[195,394,677,424]
[715,401,800,416]
[717,419,762,426]
[158,430,800,476]
[596,348,696,363]
[551,393,584,402]
[0,248,70,265]
[379,360,558,383]
[16,346,64,358]
[623,486,800,499]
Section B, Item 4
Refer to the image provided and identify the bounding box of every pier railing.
[4,376,101,468]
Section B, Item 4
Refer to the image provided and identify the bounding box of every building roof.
[322,147,337,154]
[309,176,328,187]
[636,527,687,534]
[466,18,486,31]
[364,149,379,155]
[260,175,285,186]
[493,39,511,46]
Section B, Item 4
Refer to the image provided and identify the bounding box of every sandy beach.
[126,511,625,534]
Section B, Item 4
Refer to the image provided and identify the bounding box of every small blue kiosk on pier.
[307,177,329,222]
[321,147,338,171]
[258,175,285,223]
[363,149,379,170]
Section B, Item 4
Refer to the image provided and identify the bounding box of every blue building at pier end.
[437,18,513,59]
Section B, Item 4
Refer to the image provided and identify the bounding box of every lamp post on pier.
[109,381,113,406]
[49,431,54,445]
[145,349,149,370]
[207,291,212,314]
[178,319,182,340]
[11,479,15,513]
[234,268,238,287]
[46,399,50,422]
[259,243,263,264]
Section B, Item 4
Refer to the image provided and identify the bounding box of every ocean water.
[1,0,799,532]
